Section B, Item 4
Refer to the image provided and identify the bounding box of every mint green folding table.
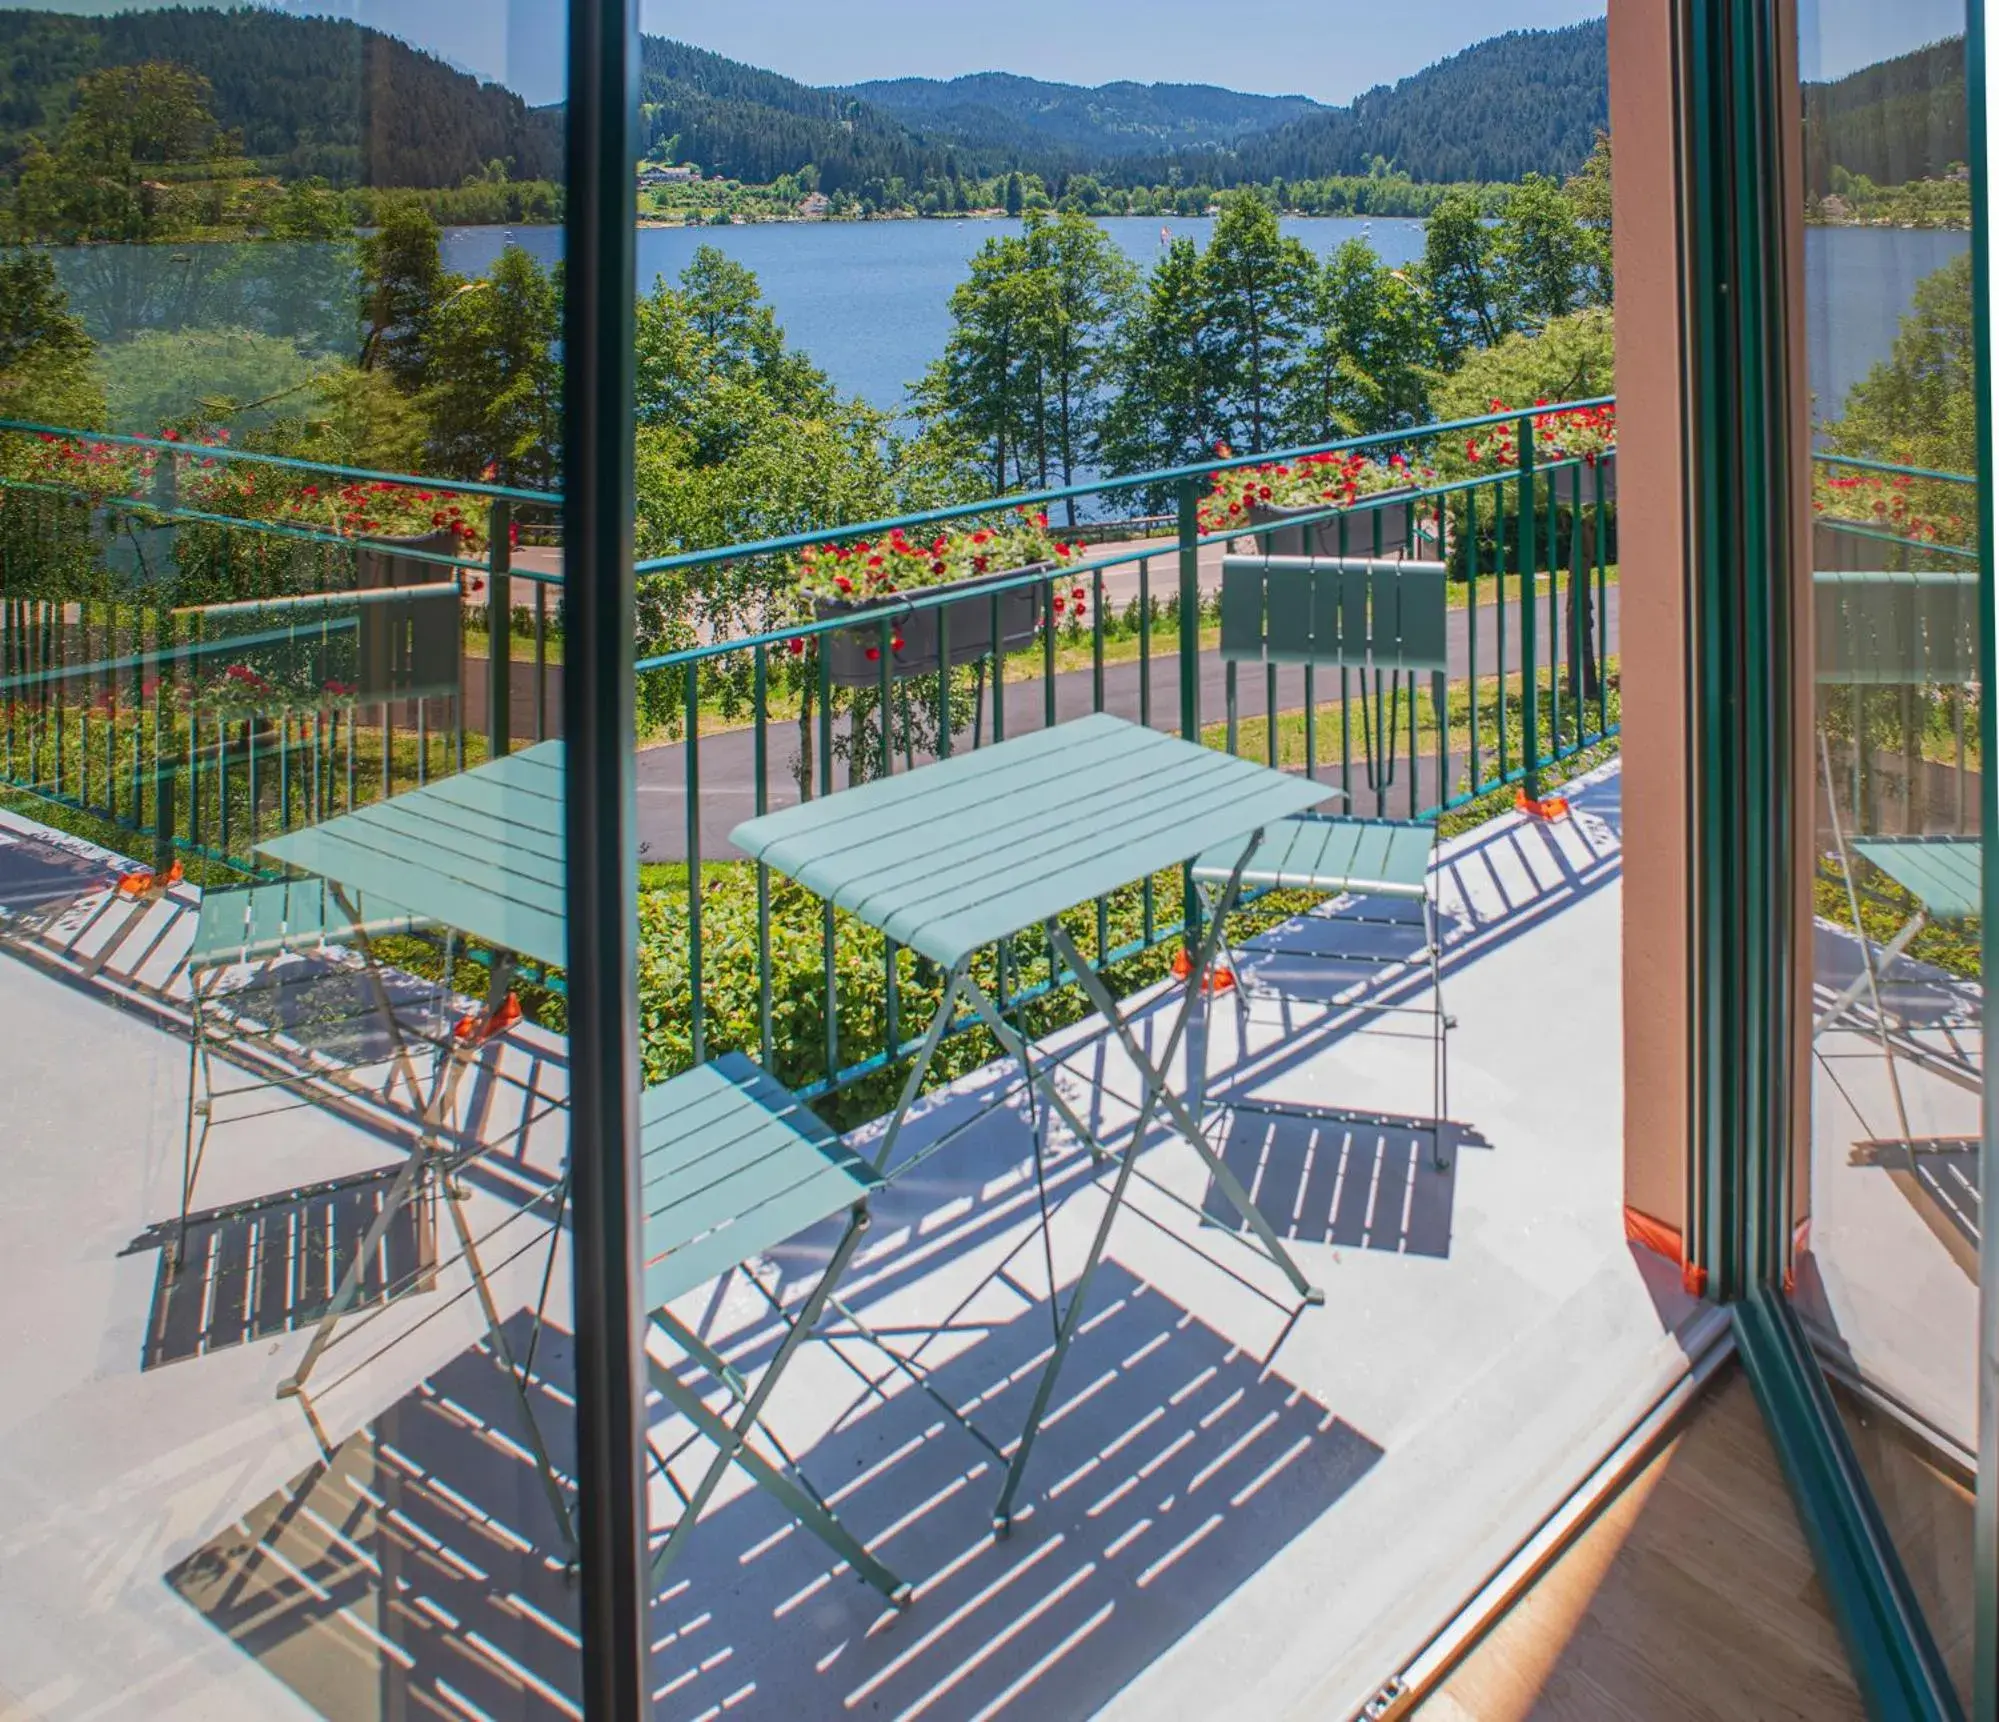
[258,741,914,1606]
[732,711,1333,1531]
[257,743,572,1535]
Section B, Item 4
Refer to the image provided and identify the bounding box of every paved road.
[634,585,1621,862]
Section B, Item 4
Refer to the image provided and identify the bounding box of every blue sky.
[637,0,1606,103]
[32,0,1975,107]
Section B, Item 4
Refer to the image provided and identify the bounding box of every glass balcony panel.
[0,5,581,1714]
[1792,1,1981,1704]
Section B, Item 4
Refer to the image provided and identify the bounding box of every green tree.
[419,245,562,486]
[635,247,837,466]
[913,232,1040,492]
[1099,237,1221,507]
[1822,252,1975,478]
[1201,194,1316,451]
[0,251,104,432]
[359,197,449,390]
[13,61,230,243]
[1022,212,1139,516]
[1495,174,1595,325]
[1423,189,1508,366]
[1564,130,1614,301]
[1428,306,1616,437]
[101,327,327,434]
[1285,239,1435,441]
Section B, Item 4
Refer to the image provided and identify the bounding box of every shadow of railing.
[125,1167,436,1371]
[169,1265,1380,1722]
[1200,1107,1488,1259]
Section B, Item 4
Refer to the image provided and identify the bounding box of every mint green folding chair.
[1197,555,1453,1164]
[1813,568,1982,1138]
[639,1054,911,1607]
[173,876,440,1280]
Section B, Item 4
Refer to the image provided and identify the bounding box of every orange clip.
[1515,789,1571,822]
[117,859,184,896]
[1171,950,1237,994]
[454,991,523,1044]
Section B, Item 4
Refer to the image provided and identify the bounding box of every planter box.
[816,563,1049,687]
[1548,455,1617,507]
[357,528,463,701]
[1247,488,1419,560]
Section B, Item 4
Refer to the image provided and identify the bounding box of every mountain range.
[839,74,1324,161]
[0,8,1964,201]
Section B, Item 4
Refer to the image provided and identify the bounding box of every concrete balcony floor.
[0,760,1733,1722]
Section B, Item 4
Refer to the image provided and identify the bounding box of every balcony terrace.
[0,413,1975,1719]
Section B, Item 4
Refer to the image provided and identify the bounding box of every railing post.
[1516,413,1540,801]
[1177,475,1203,948]
[486,499,512,759]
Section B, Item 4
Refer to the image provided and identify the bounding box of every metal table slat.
[817,742,1265,930]
[1854,838,1982,923]
[345,794,566,890]
[262,822,566,968]
[736,717,1327,968]
[890,773,1323,968]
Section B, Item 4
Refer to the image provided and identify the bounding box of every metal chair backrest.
[1220,555,1449,673]
[1814,569,1978,689]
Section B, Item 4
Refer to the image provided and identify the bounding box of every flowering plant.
[1813,464,1969,548]
[793,508,1075,605]
[1197,448,1430,535]
[1461,400,1617,473]
[13,430,160,501]
[187,466,491,555]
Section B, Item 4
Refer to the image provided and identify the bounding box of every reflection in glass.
[1793,0,1980,1702]
[0,4,582,1714]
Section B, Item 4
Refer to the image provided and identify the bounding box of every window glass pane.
[0,5,581,1713]
[620,12,1678,1715]
[1792,1,1980,1702]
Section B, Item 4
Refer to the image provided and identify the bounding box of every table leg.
[327,882,432,1116]
[1047,921,1322,1304]
[990,853,1267,1534]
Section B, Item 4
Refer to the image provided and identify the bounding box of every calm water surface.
[441,216,1431,417]
[42,219,1967,435]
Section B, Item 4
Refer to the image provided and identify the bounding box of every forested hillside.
[1803,37,1967,192]
[0,6,561,187]
[639,38,968,191]
[0,7,1620,205]
[1215,22,1608,185]
[844,73,1322,161]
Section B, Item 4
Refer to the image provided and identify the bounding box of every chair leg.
[1427,894,1451,1171]
[645,1206,908,1603]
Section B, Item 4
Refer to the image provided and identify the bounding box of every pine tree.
[1422,190,1508,366]
[359,198,449,391]
[1099,237,1221,508]
[1200,194,1316,452]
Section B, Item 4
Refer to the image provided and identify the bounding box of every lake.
[41,218,1966,436]
[441,215,1433,418]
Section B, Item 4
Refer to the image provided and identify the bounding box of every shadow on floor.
[169,1268,1382,1722]
[167,1310,581,1720]
[0,821,118,926]
[1200,1105,1484,1259]
[126,1166,437,1370]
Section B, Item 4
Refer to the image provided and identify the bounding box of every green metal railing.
[0,403,1629,1114]
[0,421,563,875]
[631,399,1621,1108]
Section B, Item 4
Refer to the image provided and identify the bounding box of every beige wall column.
[1610,0,1697,1277]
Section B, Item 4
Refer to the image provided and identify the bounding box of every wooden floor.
[1415,1372,1866,1722]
